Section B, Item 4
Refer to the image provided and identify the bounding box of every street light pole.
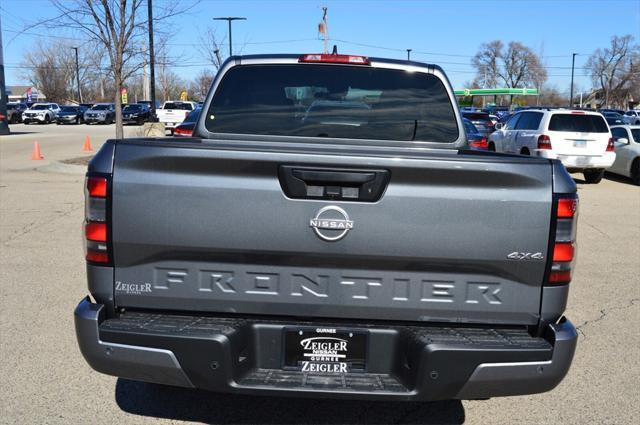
[406,49,412,61]
[569,52,577,108]
[214,17,246,56]
[148,0,157,120]
[0,14,9,135]
[71,47,82,104]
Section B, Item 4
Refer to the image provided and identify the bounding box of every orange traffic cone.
[83,135,93,152]
[31,142,43,160]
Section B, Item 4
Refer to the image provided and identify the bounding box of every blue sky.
[2,0,639,93]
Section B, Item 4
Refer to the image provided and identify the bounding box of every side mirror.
[615,138,629,144]
[495,122,503,130]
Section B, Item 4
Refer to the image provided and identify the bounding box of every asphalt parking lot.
[1,123,638,424]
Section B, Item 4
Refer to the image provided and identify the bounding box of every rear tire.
[488,143,496,152]
[520,147,530,155]
[583,169,605,184]
[631,159,640,186]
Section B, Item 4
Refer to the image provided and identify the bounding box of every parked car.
[84,103,115,124]
[22,103,61,124]
[56,105,88,125]
[483,105,509,117]
[490,109,615,183]
[76,53,579,402]
[623,110,640,125]
[156,101,198,134]
[6,102,28,123]
[122,103,151,125]
[463,117,487,149]
[602,111,626,126]
[598,108,625,116]
[609,125,640,185]
[174,107,202,136]
[460,111,494,136]
[137,100,161,109]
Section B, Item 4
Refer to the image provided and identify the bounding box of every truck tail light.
[84,175,111,264]
[299,54,371,65]
[538,135,552,150]
[547,194,578,285]
[606,137,614,152]
[174,127,193,136]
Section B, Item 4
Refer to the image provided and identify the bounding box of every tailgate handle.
[279,166,390,202]
[292,169,376,185]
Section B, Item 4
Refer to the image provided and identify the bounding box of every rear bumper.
[536,150,616,170]
[160,121,180,129]
[75,297,577,400]
[56,116,79,123]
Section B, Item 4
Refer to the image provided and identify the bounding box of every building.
[6,86,46,103]
[580,88,637,110]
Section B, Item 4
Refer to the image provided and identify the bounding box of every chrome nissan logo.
[309,206,354,242]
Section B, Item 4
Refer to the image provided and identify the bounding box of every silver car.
[84,103,115,124]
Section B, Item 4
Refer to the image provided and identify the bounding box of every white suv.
[22,103,61,124]
[489,109,615,183]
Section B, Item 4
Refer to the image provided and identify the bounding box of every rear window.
[548,114,609,133]
[462,112,490,121]
[164,102,192,110]
[205,64,459,143]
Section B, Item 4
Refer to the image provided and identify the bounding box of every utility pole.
[406,49,412,61]
[214,17,246,56]
[71,47,82,104]
[319,7,329,54]
[0,13,9,135]
[569,52,577,108]
[148,0,157,120]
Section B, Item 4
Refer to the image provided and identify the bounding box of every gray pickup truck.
[75,53,578,401]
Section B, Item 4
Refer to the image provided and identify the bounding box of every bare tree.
[190,69,215,100]
[471,40,502,88]
[586,35,639,108]
[198,27,225,69]
[47,0,147,138]
[472,40,548,105]
[155,35,187,102]
[22,40,77,103]
[47,0,195,138]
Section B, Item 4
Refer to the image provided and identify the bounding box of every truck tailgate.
[111,140,553,325]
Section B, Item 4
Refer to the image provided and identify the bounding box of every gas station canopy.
[454,88,539,96]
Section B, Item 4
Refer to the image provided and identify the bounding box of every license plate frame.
[282,327,368,373]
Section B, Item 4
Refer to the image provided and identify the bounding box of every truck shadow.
[115,379,465,424]
[604,172,636,186]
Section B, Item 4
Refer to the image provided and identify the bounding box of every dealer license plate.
[283,327,367,373]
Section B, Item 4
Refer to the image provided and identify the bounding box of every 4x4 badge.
[507,252,544,260]
[309,206,354,242]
